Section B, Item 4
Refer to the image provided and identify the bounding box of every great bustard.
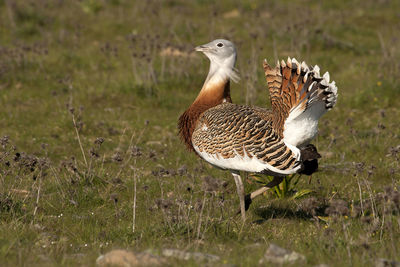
[178,39,338,221]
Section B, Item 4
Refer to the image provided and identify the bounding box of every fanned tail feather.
[263,57,338,147]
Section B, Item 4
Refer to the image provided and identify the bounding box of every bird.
[178,39,338,222]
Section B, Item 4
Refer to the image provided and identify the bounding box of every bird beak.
[195,45,212,52]
[195,45,206,52]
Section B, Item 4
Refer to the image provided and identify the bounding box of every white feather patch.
[283,62,338,147]
[193,145,301,176]
[283,101,326,147]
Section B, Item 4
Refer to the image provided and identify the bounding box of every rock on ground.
[375,258,400,267]
[259,243,306,265]
[162,248,220,262]
[96,249,164,267]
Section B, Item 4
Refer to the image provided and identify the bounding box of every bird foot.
[235,194,252,215]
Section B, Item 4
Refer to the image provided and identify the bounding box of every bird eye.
[217,42,224,48]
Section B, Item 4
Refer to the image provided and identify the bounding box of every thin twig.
[132,164,137,233]
[72,114,88,168]
[115,124,147,179]
[5,0,16,29]
[32,171,42,222]
[357,177,364,216]
[196,191,207,240]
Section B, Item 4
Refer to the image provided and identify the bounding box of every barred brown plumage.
[178,39,338,222]
[192,103,301,173]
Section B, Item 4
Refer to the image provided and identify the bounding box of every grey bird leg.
[250,176,283,200]
[238,176,284,213]
[232,171,246,222]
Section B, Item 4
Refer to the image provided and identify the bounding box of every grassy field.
[1,0,400,266]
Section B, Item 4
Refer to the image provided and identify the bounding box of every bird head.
[195,39,237,65]
[195,39,239,82]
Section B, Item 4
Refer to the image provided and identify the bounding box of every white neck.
[202,54,239,90]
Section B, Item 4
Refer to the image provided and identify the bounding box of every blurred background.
[0,0,399,266]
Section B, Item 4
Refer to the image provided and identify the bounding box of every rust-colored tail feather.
[263,57,338,136]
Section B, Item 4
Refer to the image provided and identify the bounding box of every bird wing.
[263,58,338,138]
[191,103,301,176]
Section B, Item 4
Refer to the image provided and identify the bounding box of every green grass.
[1,0,400,266]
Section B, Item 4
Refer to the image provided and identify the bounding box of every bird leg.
[240,176,284,212]
[232,171,246,222]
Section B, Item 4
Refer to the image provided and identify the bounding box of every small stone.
[222,9,240,19]
[96,249,164,266]
[375,258,400,267]
[259,243,305,265]
[162,248,220,262]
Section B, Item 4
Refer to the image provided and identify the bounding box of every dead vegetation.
[0,0,400,266]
